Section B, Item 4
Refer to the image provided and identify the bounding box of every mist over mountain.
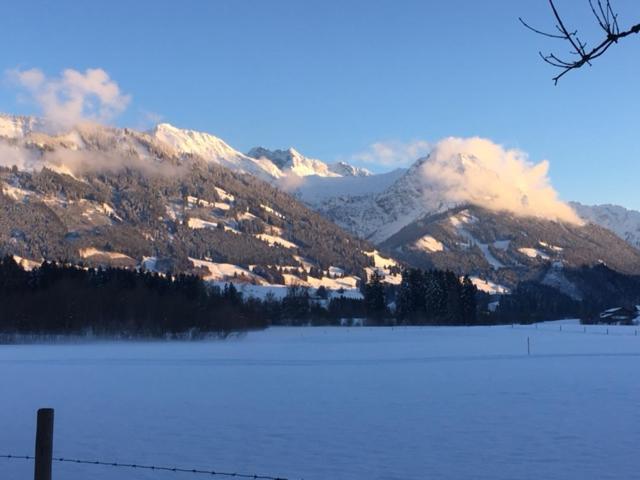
[300,137,584,244]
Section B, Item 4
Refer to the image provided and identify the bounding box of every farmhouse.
[598,306,640,325]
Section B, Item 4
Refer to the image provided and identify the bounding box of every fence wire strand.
[0,454,291,480]
[511,324,639,336]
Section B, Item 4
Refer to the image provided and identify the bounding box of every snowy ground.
[2,323,640,480]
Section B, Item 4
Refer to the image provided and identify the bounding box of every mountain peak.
[148,123,281,179]
[247,146,338,177]
[0,113,46,139]
[151,122,242,160]
[327,161,371,177]
[247,146,368,178]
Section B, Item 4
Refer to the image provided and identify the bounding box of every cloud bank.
[418,137,582,224]
[350,139,431,167]
[0,143,41,171]
[8,67,131,129]
[0,143,184,178]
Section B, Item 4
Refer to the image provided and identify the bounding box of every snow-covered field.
[2,323,640,480]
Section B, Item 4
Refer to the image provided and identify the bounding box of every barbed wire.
[511,324,639,337]
[0,454,291,480]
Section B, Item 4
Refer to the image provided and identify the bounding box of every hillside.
[0,118,394,293]
[571,201,640,250]
[379,205,640,294]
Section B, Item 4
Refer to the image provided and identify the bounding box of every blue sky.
[1,0,639,208]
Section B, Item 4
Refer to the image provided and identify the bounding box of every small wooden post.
[527,336,530,356]
[607,328,609,335]
[560,325,562,332]
[34,408,54,480]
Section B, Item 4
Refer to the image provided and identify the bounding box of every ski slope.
[2,323,640,480]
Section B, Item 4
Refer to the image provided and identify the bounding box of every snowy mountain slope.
[327,161,371,177]
[311,155,459,242]
[151,123,282,180]
[0,113,46,138]
[378,205,640,290]
[247,147,338,178]
[0,114,369,184]
[150,124,370,181]
[294,168,405,204]
[148,124,373,181]
[0,117,400,295]
[246,146,370,179]
[570,202,640,250]
[309,139,583,245]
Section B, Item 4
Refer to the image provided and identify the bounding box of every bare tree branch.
[520,0,640,84]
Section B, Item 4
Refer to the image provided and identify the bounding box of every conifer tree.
[460,275,477,325]
[364,270,387,325]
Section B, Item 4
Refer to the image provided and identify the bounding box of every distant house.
[598,306,640,325]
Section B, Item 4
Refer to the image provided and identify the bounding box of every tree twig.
[520,0,640,84]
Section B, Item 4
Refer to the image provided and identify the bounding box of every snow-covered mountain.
[3,112,640,300]
[378,205,640,293]
[0,114,369,183]
[149,125,369,180]
[293,168,405,204]
[150,123,282,180]
[247,147,337,178]
[302,156,438,242]
[247,146,370,179]
[571,202,640,250]
[327,161,371,177]
[0,113,46,138]
[289,141,640,295]
[0,116,399,295]
[307,151,552,243]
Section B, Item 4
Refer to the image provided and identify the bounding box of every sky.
[0,0,639,209]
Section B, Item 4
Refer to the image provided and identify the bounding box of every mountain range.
[1,113,639,301]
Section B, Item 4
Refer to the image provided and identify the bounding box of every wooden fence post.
[34,408,54,480]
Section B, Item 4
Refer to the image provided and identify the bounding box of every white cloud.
[7,67,131,128]
[349,139,431,167]
[276,171,307,192]
[0,143,40,170]
[40,147,184,177]
[418,137,582,224]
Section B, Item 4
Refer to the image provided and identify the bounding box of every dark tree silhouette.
[521,0,640,83]
[363,270,387,324]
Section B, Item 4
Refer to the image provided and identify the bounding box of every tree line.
[7,254,633,336]
[0,257,496,337]
[0,256,267,336]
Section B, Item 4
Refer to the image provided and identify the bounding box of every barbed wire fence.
[2,409,296,480]
[0,454,292,479]
[511,323,639,337]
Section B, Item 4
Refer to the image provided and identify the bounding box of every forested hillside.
[0,153,379,284]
